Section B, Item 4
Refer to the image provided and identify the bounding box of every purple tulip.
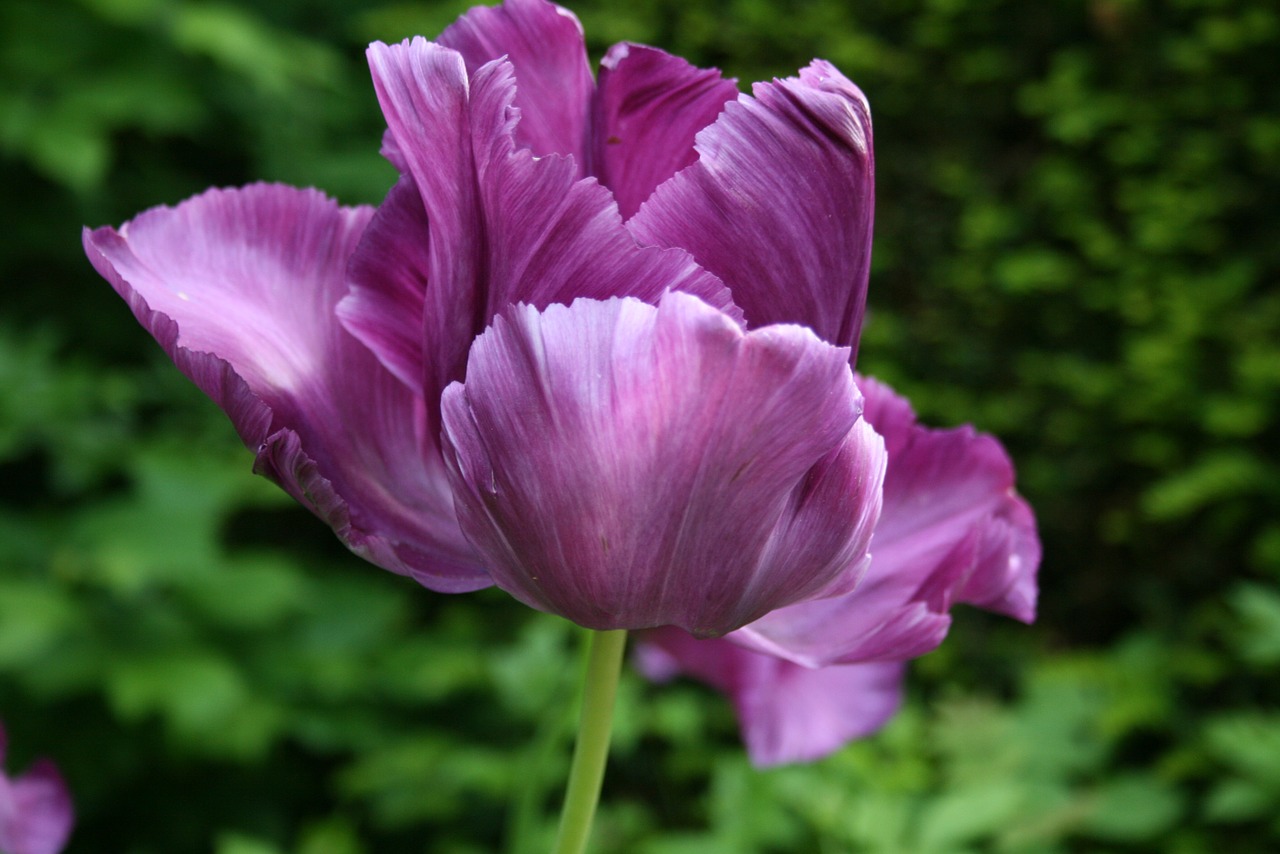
[82,0,1038,756]
[638,376,1040,765]
[0,723,73,854]
[83,0,883,637]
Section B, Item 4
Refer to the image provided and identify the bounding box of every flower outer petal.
[440,291,886,637]
[365,39,737,434]
[862,375,1039,624]
[637,627,905,767]
[437,0,594,167]
[83,184,487,592]
[630,60,874,355]
[960,489,1039,623]
[731,375,1039,666]
[593,43,739,219]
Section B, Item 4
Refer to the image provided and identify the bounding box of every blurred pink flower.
[0,722,73,854]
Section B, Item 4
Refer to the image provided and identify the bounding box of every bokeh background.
[2,0,1278,850]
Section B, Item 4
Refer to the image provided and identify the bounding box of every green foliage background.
[2,0,1277,850]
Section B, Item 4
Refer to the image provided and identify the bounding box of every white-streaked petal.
[440,292,885,636]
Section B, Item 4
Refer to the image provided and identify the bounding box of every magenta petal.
[731,552,959,667]
[0,724,73,854]
[380,128,407,171]
[960,490,1040,622]
[637,628,905,767]
[83,184,487,592]
[366,39,737,432]
[630,60,874,353]
[594,43,739,219]
[863,376,1039,624]
[338,177,431,396]
[734,375,1039,665]
[437,0,594,166]
[440,292,885,636]
[0,761,73,854]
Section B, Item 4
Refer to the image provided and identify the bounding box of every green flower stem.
[553,628,628,854]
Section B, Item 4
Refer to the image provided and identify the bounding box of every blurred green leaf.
[1204,778,1275,824]
[1230,584,1280,664]
[215,834,284,854]
[917,781,1028,849]
[1142,451,1268,521]
[1084,774,1184,842]
[169,3,342,92]
[1205,714,1280,789]
[296,817,367,854]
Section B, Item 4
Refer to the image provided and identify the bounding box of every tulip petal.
[379,128,406,172]
[960,489,1040,622]
[593,43,739,219]
[437,0,594,166]
[863,376,1039,624]
[0,724,73,854]
[440,292,885,636]
[365,39,737,431]
[630,60,874,354]
[637,628,904,766]
[338,177,431,396]
[83,184,487,592]
[733,376,1039,665]
[0,760,73,854]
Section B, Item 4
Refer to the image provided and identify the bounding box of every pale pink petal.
[440,292,885,636]
[630,60,874,354]
[593,43,739,219]
[83,184,486,592]
[637,628,905,767]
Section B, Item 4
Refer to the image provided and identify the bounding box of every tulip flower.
[83,0,1038,848]
[83,0,881,637]
[0,723,73,854]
